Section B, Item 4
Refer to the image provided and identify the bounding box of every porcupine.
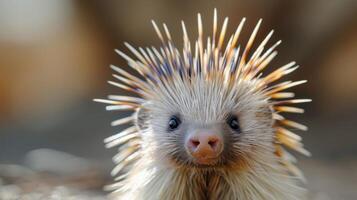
[95,9,311,200]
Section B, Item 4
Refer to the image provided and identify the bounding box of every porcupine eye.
[168,115,181,131]
[227,115,241,132]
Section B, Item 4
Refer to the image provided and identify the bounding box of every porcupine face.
[136,75,274,169]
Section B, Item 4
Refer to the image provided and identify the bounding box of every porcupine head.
[95,9,311,200]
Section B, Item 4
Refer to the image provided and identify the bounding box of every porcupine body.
[95,9,311,200]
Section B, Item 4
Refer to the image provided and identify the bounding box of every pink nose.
[186,131,223,164]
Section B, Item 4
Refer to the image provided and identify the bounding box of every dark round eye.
[227,115,240,131]
[168,115,181,131]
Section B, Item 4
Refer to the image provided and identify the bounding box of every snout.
[185,130,223,165]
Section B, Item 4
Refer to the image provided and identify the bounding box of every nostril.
[208,139,217,148]
[190,139,200,148]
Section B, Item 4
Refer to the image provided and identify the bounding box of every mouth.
[192,156,220,166]
[191,157,223,168]
[169,154,222,168]
[168,149,224,168]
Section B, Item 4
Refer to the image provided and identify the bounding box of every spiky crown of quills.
[95,9,311,184]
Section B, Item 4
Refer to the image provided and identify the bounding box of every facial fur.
[136,75,274,170]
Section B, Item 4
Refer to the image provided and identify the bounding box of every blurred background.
[0,0,356,199]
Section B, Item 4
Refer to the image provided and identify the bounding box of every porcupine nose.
[186,131,223,164]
